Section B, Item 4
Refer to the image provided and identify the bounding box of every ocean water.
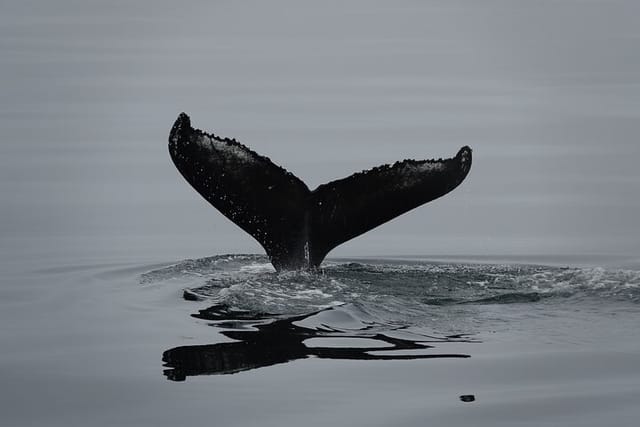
[2,245,640,426]
[2,1,640,426]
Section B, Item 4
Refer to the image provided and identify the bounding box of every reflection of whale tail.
[162,305,472,380]
[169,113,472,270]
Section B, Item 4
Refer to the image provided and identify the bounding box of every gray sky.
[1,0,639,259]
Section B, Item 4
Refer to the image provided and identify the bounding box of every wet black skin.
[169,113,472,271]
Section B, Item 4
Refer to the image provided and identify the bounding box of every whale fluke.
[169,113,472,270]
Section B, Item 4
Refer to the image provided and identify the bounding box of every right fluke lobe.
[168,113,472,270]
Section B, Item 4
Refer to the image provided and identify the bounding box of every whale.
[168,113,472,271]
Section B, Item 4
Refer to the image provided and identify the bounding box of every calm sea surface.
[2,245,640,426]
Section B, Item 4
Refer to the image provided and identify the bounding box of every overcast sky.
[1,0,639,260]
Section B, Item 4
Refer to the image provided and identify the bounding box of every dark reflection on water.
[162,304,474,381]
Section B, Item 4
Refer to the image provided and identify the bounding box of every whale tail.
[169,113,472,270]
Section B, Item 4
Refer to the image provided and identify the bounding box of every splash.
[142,255,640,320]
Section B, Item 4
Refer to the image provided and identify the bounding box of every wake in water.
[141,255,640,380]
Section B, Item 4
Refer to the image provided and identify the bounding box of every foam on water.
[143,255,640,295]
[141,255,640,325]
